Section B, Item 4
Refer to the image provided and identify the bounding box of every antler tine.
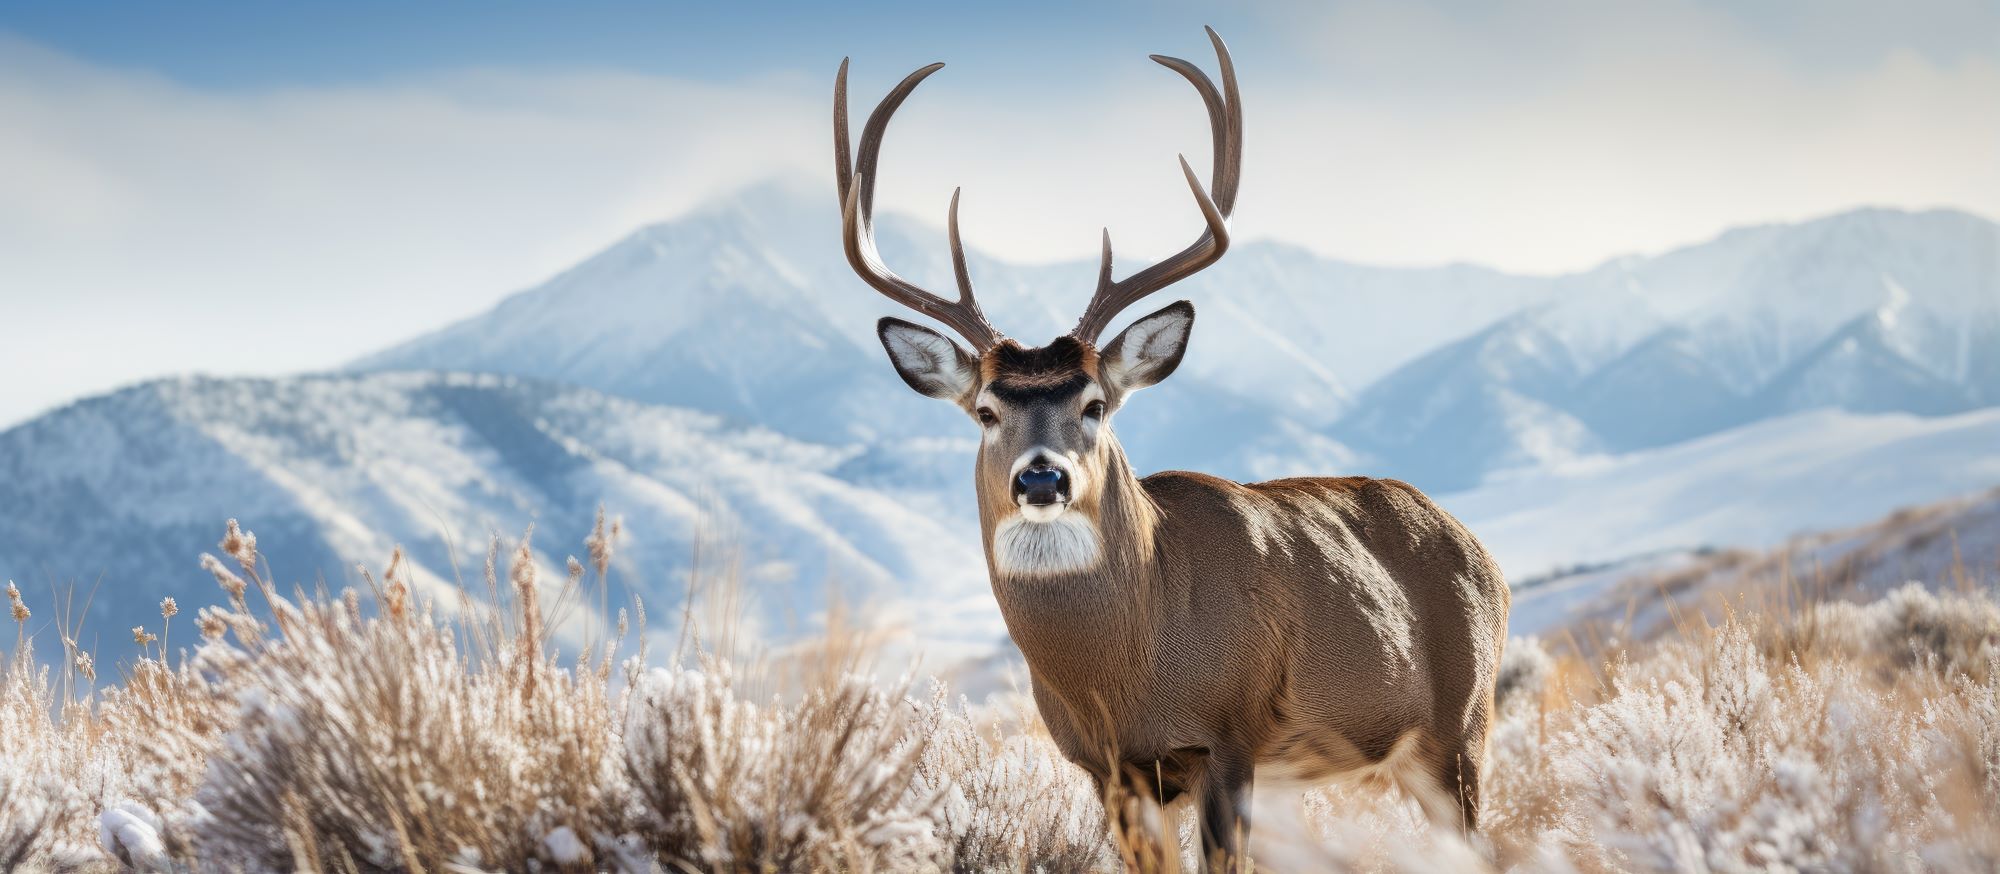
[834,58,853,210]
[835,60,1003,352]
[1071,27,1242,344]
[947,187,977,305]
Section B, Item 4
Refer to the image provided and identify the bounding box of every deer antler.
[1070,27,1242,345]
[834,59,1004,352]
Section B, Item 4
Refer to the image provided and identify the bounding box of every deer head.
[836,28,1240,577]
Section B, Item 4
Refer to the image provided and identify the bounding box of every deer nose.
[1015,465,1068,506]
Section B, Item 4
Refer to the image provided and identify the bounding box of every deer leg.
[1196,749,1254,873]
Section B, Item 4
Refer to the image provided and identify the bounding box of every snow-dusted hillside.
[1505,483,2000,641]
[1443,405,2000,581]
[0,372,996,668]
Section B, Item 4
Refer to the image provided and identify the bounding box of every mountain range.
[5,178,1997,667]
[363,182,2000,491]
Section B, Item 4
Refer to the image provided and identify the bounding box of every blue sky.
[4,1,1990,89]
[1,0,1995,428]
[0,2,1273,88]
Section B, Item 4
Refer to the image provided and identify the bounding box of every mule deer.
[834,28,1511,868]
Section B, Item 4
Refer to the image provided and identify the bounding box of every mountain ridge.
[358,182,1999,492]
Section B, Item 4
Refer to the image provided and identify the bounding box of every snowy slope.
[1506,484,2000,641]
[1442,405,2000,580]
[352,180,958,447]
[1568,327,1744,450]
[1752,309,1979,416]
[0,372,997,669]
[1334,315,1600,490]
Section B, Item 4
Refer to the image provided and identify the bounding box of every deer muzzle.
[1015,464,1068,507]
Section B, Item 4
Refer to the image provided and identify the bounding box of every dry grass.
[2,519,1997,872]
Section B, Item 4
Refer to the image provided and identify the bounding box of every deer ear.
[1099,300,1194,396]
[878,317,978,402]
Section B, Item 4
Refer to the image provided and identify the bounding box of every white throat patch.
[991,513,1102,578]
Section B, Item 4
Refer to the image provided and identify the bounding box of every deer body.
[995,466,1509,825]
[834,28,1511,867]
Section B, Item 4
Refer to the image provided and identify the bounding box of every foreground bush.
[1,523,1995,872]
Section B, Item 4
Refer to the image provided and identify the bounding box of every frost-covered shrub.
[1,632,182,872]
[0,653,70,871]
[909,691,1112,871]
[1803,582,2000,679]
[1483,637,1559,845]
[622,661,940,871]
[184,545,631,872]
[1495,636,1554,714]
[1,755,89,871]
[1546,619,2000,872]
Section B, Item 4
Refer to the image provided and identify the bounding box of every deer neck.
[977,434,1161,685]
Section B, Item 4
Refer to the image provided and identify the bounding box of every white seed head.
[586,506,617,578]
[201,553,247,600]
[220,518,258,574]
[197,608,229,640]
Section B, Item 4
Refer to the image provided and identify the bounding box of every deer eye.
[977,407,999,427]
[1082,400,1106,420]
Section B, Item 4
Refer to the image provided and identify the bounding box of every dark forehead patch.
[984,336,1096,404]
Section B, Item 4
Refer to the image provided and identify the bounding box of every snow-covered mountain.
[362,184,1998,492]
[0,372,997,668]
[355,180,1597,482]
[356,180,1581,432]
[1445,405,2000,579]
[1330,207,2000,488]
[1336,314,1600,488]
[352,182,1373,483]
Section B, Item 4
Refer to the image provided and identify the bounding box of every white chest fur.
[991,513,1102,577]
